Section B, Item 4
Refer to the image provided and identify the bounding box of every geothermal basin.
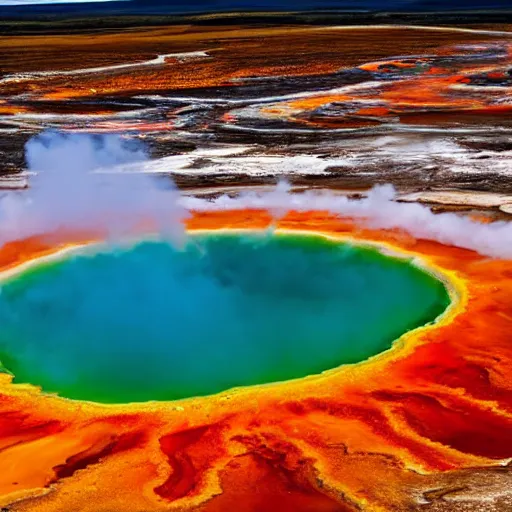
[0,231,449,404]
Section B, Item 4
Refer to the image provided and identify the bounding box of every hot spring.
[0,232,449,404]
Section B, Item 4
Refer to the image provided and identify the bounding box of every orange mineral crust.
[0,210,511,512]
[0,26,506,114]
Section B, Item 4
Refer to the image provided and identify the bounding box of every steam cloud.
[1,130,512,259]
[184,179,512,260]
[1,131,186,243]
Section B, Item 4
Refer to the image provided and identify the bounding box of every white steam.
[1,131,512,260]
[183,182,512,260]
[1,131,186,242]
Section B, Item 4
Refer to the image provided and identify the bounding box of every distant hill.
[1,0,512,18]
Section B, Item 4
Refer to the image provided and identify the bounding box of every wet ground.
[1,21,512,215]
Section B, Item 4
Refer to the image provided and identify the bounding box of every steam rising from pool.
[1,131,186,243]
[0,131,511,258]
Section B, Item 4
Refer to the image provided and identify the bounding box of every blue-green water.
[0,233,449,403]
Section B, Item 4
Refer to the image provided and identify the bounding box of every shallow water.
[0,232,449,403]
